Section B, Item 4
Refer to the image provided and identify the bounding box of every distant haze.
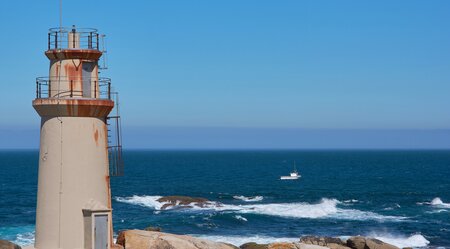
[1,126,449,150]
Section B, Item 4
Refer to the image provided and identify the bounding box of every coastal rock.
[300,236,350,249]
[157,196,213,210]
[347,237,366,249]
[240,242,268,249]
[240,242,331,249]
[268,242,297,249]
[116,229,238,249]
[0,240,21,249]
[365,238,399,249]
[144,226,162,232]
[347,237,399,249]
[295,243,331,249]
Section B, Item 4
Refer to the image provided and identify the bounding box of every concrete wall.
[35,116,111,249]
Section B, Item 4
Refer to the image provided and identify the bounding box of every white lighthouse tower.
[32,26,122,249]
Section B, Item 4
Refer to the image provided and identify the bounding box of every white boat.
[280,161,301,180]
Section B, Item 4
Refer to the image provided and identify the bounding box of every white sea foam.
[116,196,406,221]
[116,195,164,209]
[234,215,248,221]
[431,197,450,208]
[15,231,35,246]
[192,234,298,246]
[343,199,359,203]
[233,195,264,202]
[369,234,430,248]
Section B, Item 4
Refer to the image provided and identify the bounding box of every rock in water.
[0,240,21,249]
[156,196,212,210]
[347,237,399,249]
[116,230,238,249]
[300,236,350,249]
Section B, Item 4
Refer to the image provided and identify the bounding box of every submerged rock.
[347,236,399,249]
[0,240,21,249]
[157,196,214,210]
[116,229,237,249]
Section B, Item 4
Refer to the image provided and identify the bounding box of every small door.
[94,214,108,249]
[82,62,95,97]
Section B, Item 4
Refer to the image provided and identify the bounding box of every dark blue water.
[1,150,449,247]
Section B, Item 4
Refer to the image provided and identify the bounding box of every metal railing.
[35,76,112,99]
[48,27,100,50]
[107,92,124,176]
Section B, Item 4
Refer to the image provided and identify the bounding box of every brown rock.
[300,236,344,246]
[347,237,399,249]
[240,242,268,249]
[116,230,236,249]
[365,238,398,249]
[300,236,349,249]
[111,244,124,249]
[157,196,213,210]
[268,242,297,249]
[145,226,162,232]
[240,242,269,249]
[0,240,21,249]
[347,237,366,249]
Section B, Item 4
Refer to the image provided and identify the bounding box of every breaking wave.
[116,196,406,221]
[418,197,450,209]
[192,234,298,246]
[370,234,430,248]
[0,226,35,246]
[234,215,248,221]
[233,195,264,202]
[431,197,450,208]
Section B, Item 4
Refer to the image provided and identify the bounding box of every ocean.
[0,150,449,248]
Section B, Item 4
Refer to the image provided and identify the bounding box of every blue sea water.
[0,150,449,247]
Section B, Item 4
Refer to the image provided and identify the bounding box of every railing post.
[70,80,73,97]
[89,32,92,49]
[72,32,76,48]
[96,33,99,50]
[108,82,111,99]
[55,33,58,49]
[48,33,50,50]
[94,81,97,98]
[36,80,39,98]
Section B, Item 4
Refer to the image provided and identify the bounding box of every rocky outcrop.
[116,230,238,249]
[346,237,399,249]
[157,196,215,210]
[268,243,297,249]
[0,240,21,249]
[240,242,331,249]
[300,236,350,249]
[240,242,268,249]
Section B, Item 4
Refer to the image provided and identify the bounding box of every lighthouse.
[32,26,122,249]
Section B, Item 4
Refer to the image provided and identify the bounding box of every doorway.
[94,214,108,249]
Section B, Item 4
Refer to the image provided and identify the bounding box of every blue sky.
[0,1,449,149]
